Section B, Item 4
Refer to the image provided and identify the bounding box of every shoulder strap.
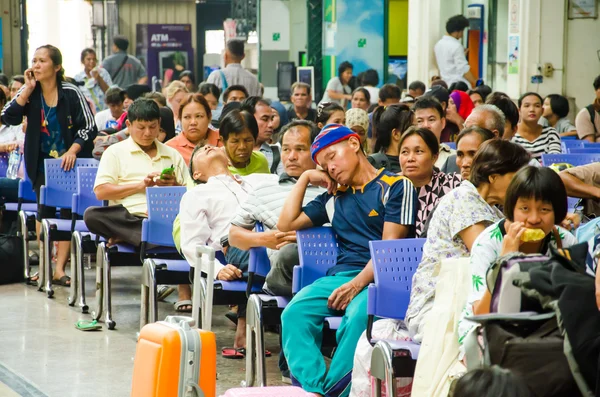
[369,152,389,170]
[270,145,280,174]
[112,54,129,81]
[586,104,598,135]
[219,70,228,90]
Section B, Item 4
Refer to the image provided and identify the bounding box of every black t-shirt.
[287,107,317,123]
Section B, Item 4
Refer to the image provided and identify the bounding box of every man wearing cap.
[277,124,418,397]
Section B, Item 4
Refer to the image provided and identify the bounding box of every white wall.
[288,0,307,63]
[260,0,291,52]
[565,16,600,111]
[27,0,93,77]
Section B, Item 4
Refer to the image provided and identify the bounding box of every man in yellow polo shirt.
[84,98,189,246]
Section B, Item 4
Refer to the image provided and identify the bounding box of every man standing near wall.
[434,15,476,88]
[102,35,148,88]
[207,39,261,97]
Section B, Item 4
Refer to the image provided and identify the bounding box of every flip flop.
[157,285,175,301]
[76,320,102,331]
[221,347,245,359]
[174,300,192,313]
[221,347,271,359]
[52,275,71,287]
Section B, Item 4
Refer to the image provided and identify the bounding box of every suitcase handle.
[165,315,195,329]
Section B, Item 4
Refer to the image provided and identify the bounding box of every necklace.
[41,92,56,127]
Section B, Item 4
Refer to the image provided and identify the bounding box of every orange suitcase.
[131,316,216,397]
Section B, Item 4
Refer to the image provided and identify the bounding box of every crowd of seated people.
[4,35,600,397]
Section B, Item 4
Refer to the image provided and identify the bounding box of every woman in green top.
[219,109,269,175]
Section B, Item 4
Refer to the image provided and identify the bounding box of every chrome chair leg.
[244,294,267,387]
[104,246,116,330]
[68,233,78,306]
[140,259,150,330]
[91,243,104,321]
[148,260,158,325]
[42,220,53,298]
[371,341,397,397]
[18,210,31,281]
[71,232,88,313]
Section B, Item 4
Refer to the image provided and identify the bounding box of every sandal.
[221,347,271,359]
[52,275,71,287]
[157,286,175,301]
[174,300,192,313]
[75,320,102,331]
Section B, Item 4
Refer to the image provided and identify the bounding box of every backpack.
[464,243,595,397]
[368,152,389,170]
[0,233,24,285]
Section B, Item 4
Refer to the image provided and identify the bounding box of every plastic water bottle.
[6,149,21,179]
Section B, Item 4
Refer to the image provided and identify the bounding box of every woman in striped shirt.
[511,92,561,161]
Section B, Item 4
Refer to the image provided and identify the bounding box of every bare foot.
[107,237,124,247]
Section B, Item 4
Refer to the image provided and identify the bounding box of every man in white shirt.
[434,15,476,88]
[207,40,261,98]
[94,87,125,131]
[179,143,269,355]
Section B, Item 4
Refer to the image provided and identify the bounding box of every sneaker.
[281,370,292,385]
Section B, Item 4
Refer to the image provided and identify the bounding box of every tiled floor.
[0,263,284,397]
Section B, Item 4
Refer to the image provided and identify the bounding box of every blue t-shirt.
[40,97,66,158]
[303,169,418,275]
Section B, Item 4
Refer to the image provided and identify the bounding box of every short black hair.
[240,96,271,114]
[316,102,345,126]
[338,61,353,77]
[451,367,531,397]
[456,126,496,146]
[518,92,543,108]
[159,106,176,142]
[593,75,600,91]
[469,139,531,188]
[80,48,96,63]
[127,98,160,123]
[362,69,379,86]
[446,15,470,34]
[399,126,440,156]
[199,83,221,99]
[125,84,152,101]
[280,120,320,145]
[378,84,401,102]
[0,74,8,87]
[226,39,245,59]
[372,103,414,153]
[113,35,129,52]
[9,75,24,86]
[219,109,259,142]
[503,166,568,224]
[431,79,448,90]
[476,84,492,101]
[413,96,445,118]
[545,94,569,119]
[105,87,126,105]
[486,92,519,129]
[449,81,469,92]
[352,87,371,104]
[408,80,426,94]
[179,70,195,84]
[223,85,249,102]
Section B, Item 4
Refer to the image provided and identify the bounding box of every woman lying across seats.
[349,140,532,397]
[457,166,577,344]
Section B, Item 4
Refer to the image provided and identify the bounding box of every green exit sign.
[273,33,281,42]
[358,38,367,48]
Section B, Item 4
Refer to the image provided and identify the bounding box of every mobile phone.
[27,70,35,81]
[160,164,174,179]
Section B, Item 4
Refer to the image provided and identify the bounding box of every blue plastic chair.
[139,186,192,329]
[39,158,99,298]
[295,226,342,352]
[445,142,456,150]
[245,223,291,387]
[91,186,185,330]
[367,238,425,397]
[560,135,577,141]
[68,167,102,312]
[541,153,600,167]
[568,148,600,154]
[0,153,9,178]
[561,140,584,153]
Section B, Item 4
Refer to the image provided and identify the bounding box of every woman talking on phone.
[1,44,97,286]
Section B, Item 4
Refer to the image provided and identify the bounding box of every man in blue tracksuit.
[277,124,418,397]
